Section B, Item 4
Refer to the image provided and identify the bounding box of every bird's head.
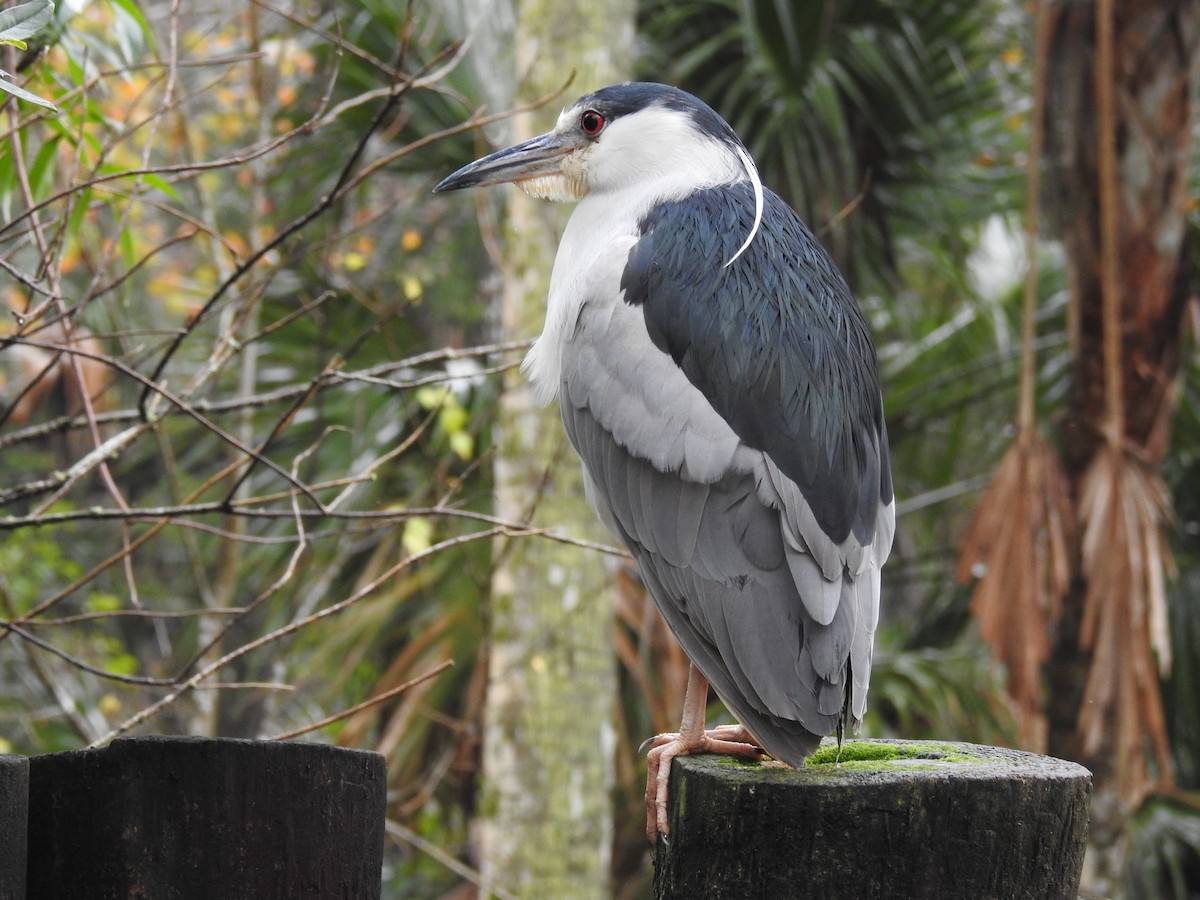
[434,82,758,204]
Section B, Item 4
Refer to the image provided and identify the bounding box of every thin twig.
[0,339,532,451]
[136,40,463,414]
[1018,0,1051,432]
[21,607,246,627]
[88,527,524,746]
[385,820,519,900]
[271,660,454,741]
[1,336,326,509]
[0,621,182,686]
[1095,0,1124,444]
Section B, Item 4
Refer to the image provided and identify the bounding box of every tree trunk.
[1046,0,1198,470]
[1043,0,1200,893]
[474,1,635,897]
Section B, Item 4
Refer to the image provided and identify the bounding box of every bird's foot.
[640,724,764,844]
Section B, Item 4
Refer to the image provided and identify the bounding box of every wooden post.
[25,736,386,900]
[0,755,28,900]
[653,739,1091,900]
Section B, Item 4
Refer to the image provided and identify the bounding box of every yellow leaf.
[402,516,433,555]
[416,386,449,410]
[440,402,469,434]
[99,694,122,717]
[449,430,474,461]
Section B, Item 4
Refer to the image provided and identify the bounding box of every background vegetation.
[0,1,1196,897]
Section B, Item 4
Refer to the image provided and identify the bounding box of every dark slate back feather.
[621,184,892,545]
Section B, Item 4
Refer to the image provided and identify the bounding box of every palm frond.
[955,428,1071,748]
[640,0,1018,288]
[867,643,1018,745]
[1077,442,1174,805]
[1127,793,1200,899]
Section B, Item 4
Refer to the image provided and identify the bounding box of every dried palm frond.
[1076,441,1174,806]
[956,427,1072,747]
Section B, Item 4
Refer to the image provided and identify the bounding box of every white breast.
[521,190,645,406]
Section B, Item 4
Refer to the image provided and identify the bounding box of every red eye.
[580,109,606,137]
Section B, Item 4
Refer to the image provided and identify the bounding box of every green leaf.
[118,222,136,269]
[105,653,140,677]
[109,0,153,47]
[0,0,54,45]
[86,592,122,613]
[64,185,92,244]
[140,172,181,201]
[26,133,60,198]
[108,0,152,65]
[0,1,57,110]
[0,75,56,110]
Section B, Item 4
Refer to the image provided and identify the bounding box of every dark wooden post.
[654,739,1091,900]
[0,755,28,900]
[26,736,387,900]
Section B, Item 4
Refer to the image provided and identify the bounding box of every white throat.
[519,103,766,403]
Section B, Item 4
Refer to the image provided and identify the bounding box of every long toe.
[643,728,764,844]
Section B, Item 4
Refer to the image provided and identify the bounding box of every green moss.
[808,742,904,765]
[805,741,982,770]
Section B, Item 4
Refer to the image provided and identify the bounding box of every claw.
[638,734,662,755]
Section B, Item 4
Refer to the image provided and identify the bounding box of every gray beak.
[434,131,575,192]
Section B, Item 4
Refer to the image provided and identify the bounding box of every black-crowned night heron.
[436,82,894,843]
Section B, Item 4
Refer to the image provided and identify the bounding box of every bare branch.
[88,527,524,746]
[1,336,327,509]
[0,339,531,452]
[271,660,454,741]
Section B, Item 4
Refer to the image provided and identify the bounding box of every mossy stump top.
[653,738,1091,900]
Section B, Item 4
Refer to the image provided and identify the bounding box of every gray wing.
[559,282,891,764]
[621,184,893,549]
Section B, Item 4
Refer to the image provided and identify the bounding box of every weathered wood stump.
[653,739,1091,900]
[25,736,386,900]
[0,754,28,900]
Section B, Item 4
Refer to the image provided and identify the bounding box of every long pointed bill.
[433,131,576,193]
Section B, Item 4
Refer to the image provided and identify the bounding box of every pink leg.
[642,665,764,843]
